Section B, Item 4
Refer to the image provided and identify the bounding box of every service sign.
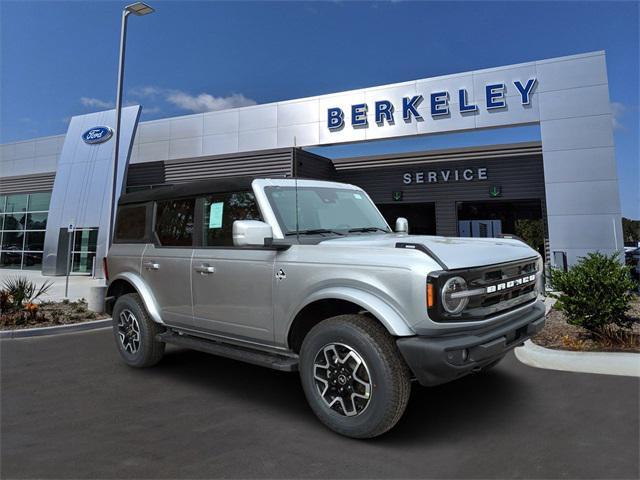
[82,126,113,145]
[327,79,537,131]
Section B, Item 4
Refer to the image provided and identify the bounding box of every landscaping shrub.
[2,276,53,311]
[1,277,105,330]
[550,252,637,334]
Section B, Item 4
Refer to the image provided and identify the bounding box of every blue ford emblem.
[82,126,113,144]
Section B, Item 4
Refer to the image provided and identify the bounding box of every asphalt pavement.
[1,327,638,479]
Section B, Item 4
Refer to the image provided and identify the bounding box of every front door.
[191,191,275,343]
[141,197,195,328]
[71,228,98,274]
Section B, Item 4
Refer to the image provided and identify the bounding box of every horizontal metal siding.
[435,202,458,237]
[164,150,294,184]
[0,173,56,194]
[295,149,336,180]
[126,161,166,187]
[337,154,546,237]
[333,144,542,170]
[338,155,545,203]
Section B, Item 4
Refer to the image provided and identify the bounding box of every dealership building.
[0,51,624,277]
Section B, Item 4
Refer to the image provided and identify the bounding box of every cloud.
[611,101,625,130]
[129,85,163,98]
[80,97,114,109]
[142,106,161,115]
[165,91,256,113]
[129,85,256,114]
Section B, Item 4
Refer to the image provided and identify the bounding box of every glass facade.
[71,228,98,274]
[0,192,51,270]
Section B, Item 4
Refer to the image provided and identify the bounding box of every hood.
[320,234,539,270]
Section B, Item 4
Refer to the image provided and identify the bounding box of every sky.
[1,0,638,218]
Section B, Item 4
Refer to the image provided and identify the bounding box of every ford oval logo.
[82,126,113,144]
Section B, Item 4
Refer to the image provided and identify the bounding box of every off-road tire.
[112,293,165,368]
[299,314,411,438]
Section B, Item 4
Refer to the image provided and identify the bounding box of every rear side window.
[114,205,147,242]
[155,198,195,247]
[202,191,261,247]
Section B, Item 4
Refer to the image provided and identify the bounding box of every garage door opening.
[377,202,436,235]
[457,200,545,256]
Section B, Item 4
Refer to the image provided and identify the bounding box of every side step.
[157,331,299,372]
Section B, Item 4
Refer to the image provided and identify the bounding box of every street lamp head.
[125,2,154,16]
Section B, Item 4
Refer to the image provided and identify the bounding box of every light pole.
[107,2,155,252]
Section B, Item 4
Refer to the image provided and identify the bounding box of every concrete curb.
[515,340,640,377]
[0,319,112,339]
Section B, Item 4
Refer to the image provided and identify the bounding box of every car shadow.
[151,346,312,418]
[378,363,530,445]
[144,347,530,443]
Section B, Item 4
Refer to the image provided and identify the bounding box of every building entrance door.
[71,228,98,275]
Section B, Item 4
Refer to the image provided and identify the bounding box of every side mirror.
[233,220,273,247]
[395,217,409,234]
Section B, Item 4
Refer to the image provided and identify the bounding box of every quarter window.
[202,191,262,247]
[114,204,147,242]
[155,198,195,247]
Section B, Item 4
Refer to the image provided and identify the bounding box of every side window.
[202,191,261,247]
[155,198,195,247]
[114,204,147,242]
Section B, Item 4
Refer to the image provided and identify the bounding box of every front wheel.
[299,314,411,438]
[112,293,165,368]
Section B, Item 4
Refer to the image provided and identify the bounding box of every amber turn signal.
[427,283,434,308]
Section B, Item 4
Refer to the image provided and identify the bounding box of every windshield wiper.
[347,227,390,233]
[285,229,345,236]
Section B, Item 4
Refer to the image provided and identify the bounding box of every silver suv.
[105,177,545,438]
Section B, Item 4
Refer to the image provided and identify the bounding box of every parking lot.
[1,327,638,479]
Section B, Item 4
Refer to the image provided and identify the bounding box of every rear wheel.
[299,314,411,438]
[112,293,165,368]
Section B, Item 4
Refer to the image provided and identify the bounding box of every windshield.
[264,186,390,235]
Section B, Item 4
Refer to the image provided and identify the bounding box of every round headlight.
[441,276,469,314]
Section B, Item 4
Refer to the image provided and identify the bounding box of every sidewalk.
[516,294,639,377]
[0,269,105,302]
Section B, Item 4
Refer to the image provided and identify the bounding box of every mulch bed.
[0,299,109,331]
[533,296,640,353]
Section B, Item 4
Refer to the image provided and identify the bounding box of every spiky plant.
[1,276,53,310]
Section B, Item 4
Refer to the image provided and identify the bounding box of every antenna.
[294,136,299,243]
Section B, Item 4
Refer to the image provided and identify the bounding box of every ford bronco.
[105,177,545,438]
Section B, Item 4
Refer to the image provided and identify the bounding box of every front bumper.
[396,300,545,386]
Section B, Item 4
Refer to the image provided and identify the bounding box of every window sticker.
[353,193,363,200]
[208,202,224,229]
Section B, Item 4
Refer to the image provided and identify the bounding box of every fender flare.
[290,286,415,337]
[108,272,164,325]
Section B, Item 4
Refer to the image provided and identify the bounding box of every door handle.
[143,261,159,271]
[194,264,215,274]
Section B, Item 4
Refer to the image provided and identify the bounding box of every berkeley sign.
[327,78,537,130]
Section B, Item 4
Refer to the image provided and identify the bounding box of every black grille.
[428,257,539,322]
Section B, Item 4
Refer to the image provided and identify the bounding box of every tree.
[622,217,639,244]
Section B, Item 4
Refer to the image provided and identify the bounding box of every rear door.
[141,197,195,329]
[191,191,276,343]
